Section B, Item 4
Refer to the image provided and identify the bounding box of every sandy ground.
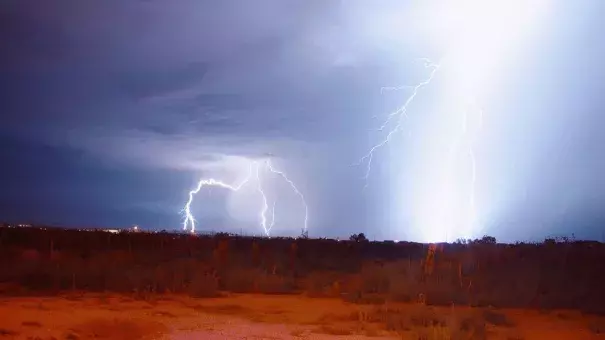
[0,293,603,339]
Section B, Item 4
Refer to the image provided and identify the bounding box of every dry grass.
[351,304,491,339]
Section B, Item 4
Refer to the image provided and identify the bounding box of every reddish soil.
[0,294,603,339]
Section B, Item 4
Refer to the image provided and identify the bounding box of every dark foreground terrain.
[1,227,605,339]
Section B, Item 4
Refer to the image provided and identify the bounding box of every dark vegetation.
[1,226,604,314]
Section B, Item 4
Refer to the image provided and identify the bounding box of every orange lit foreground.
[0,293,601,339]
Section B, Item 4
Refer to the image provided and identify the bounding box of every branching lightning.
[255,162,271,234]
[182,162,254,234]
[182,160,308,236]
[266,159,309,233]
[356,58,441,188]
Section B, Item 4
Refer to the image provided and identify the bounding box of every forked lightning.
[182,160,308,236]
[357,59,441,188]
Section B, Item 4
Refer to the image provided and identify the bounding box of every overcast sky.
[1,0,604,242]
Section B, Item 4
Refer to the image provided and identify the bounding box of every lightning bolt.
[358,57,482,240]
[182,162,254,234]
[266,159,309,234]
[356,58,441,187]
[255,162,270,235]
[182,159,307,236]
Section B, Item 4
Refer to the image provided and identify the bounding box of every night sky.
[1,0,604,242]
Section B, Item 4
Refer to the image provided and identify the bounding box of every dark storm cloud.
[0,0,372,170]
[117,62,209,100]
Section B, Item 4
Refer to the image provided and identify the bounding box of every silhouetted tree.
[349,233,368,243]
[300,229,309,239]
[477,235,496,244]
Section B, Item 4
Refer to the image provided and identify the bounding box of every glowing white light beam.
[182,159,307,236]
[356,0,548,242]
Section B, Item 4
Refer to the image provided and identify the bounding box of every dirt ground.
[0,293,603,339]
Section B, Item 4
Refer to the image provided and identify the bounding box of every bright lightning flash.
[182,160,308,236]
[358,0,548,242]
[266,160,309,233]
[357,58,440,188]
